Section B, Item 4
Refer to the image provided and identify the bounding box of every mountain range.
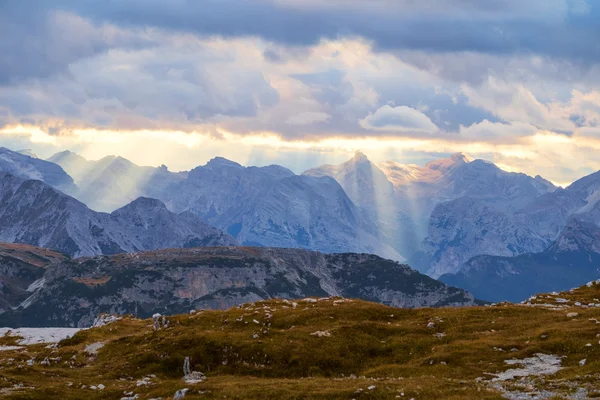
[441,191,600,302]
[3,145,600,303]
[0,172,236,257]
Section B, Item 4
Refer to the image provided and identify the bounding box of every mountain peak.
[205,157,243,169]
[351,151,369,163]
[122,197,167,211]
[425,152,470,173]
[450,152,471,163]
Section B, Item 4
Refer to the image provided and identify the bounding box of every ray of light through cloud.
[0,1,600,185]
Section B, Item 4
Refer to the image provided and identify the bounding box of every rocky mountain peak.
[205,157,243,170]
[118,197,168,211]
[425,152,470,173]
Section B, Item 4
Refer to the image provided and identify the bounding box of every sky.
[2,1,600,185]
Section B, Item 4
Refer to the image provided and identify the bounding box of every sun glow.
[1,124,600,186]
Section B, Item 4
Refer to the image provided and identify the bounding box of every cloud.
[1,0,599,88]
[0,36,280,131]
[49,0,600,63]
[359,105,439,133]
[459,120,538,141]
[1,0,600,187]
[0,8,157,85]
[286,112,331,125]
[461,77,580,133]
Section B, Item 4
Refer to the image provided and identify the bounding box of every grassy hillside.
[2,282,600,399]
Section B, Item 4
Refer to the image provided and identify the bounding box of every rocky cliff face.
[0,147,76,194]
[308,153,559,276]
[408,159,558,276]
[413,197,549,278]
[169,158,403,261]
[305,152,415,258]
[0,247,476,327]
[0,174,236,257]
[440,200,600,302]
[0,243,67,313]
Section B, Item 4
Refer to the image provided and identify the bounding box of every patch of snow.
[0,327,82,345]
[491,354,563,382]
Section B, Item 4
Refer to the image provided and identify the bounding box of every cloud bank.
[1,0,600,183]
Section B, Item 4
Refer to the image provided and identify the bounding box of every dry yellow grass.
[2,282,600,399]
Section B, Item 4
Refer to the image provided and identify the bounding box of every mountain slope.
[0,147,76,194]
[48,151,187,212]
[409,158,557,276]
[0,246,475,327]
[305,152,415,257]
[307,152,557,273]
[0,173,236,257]
[414,196,549,278]
[0,243,67,313]
[167,157,403,260]
[440,200,600,302]
[304,151,396,212]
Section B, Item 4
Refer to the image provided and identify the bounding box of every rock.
[84,342,105,355]
[310,331,331,338]
[183,372,206,384]
[567,312,579,318]
[173,388,189,399]
[92,314,122,327]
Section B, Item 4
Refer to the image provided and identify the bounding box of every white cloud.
[359,105,439,133]
[459,120,538,141]
[461,77,578,132]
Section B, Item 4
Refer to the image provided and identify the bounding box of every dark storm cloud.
[1,0,599,85]
[55,0,600,59]
[1,0,599,143]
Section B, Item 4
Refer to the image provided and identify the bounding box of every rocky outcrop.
[0,243,67,313]
[0,247,476,327]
